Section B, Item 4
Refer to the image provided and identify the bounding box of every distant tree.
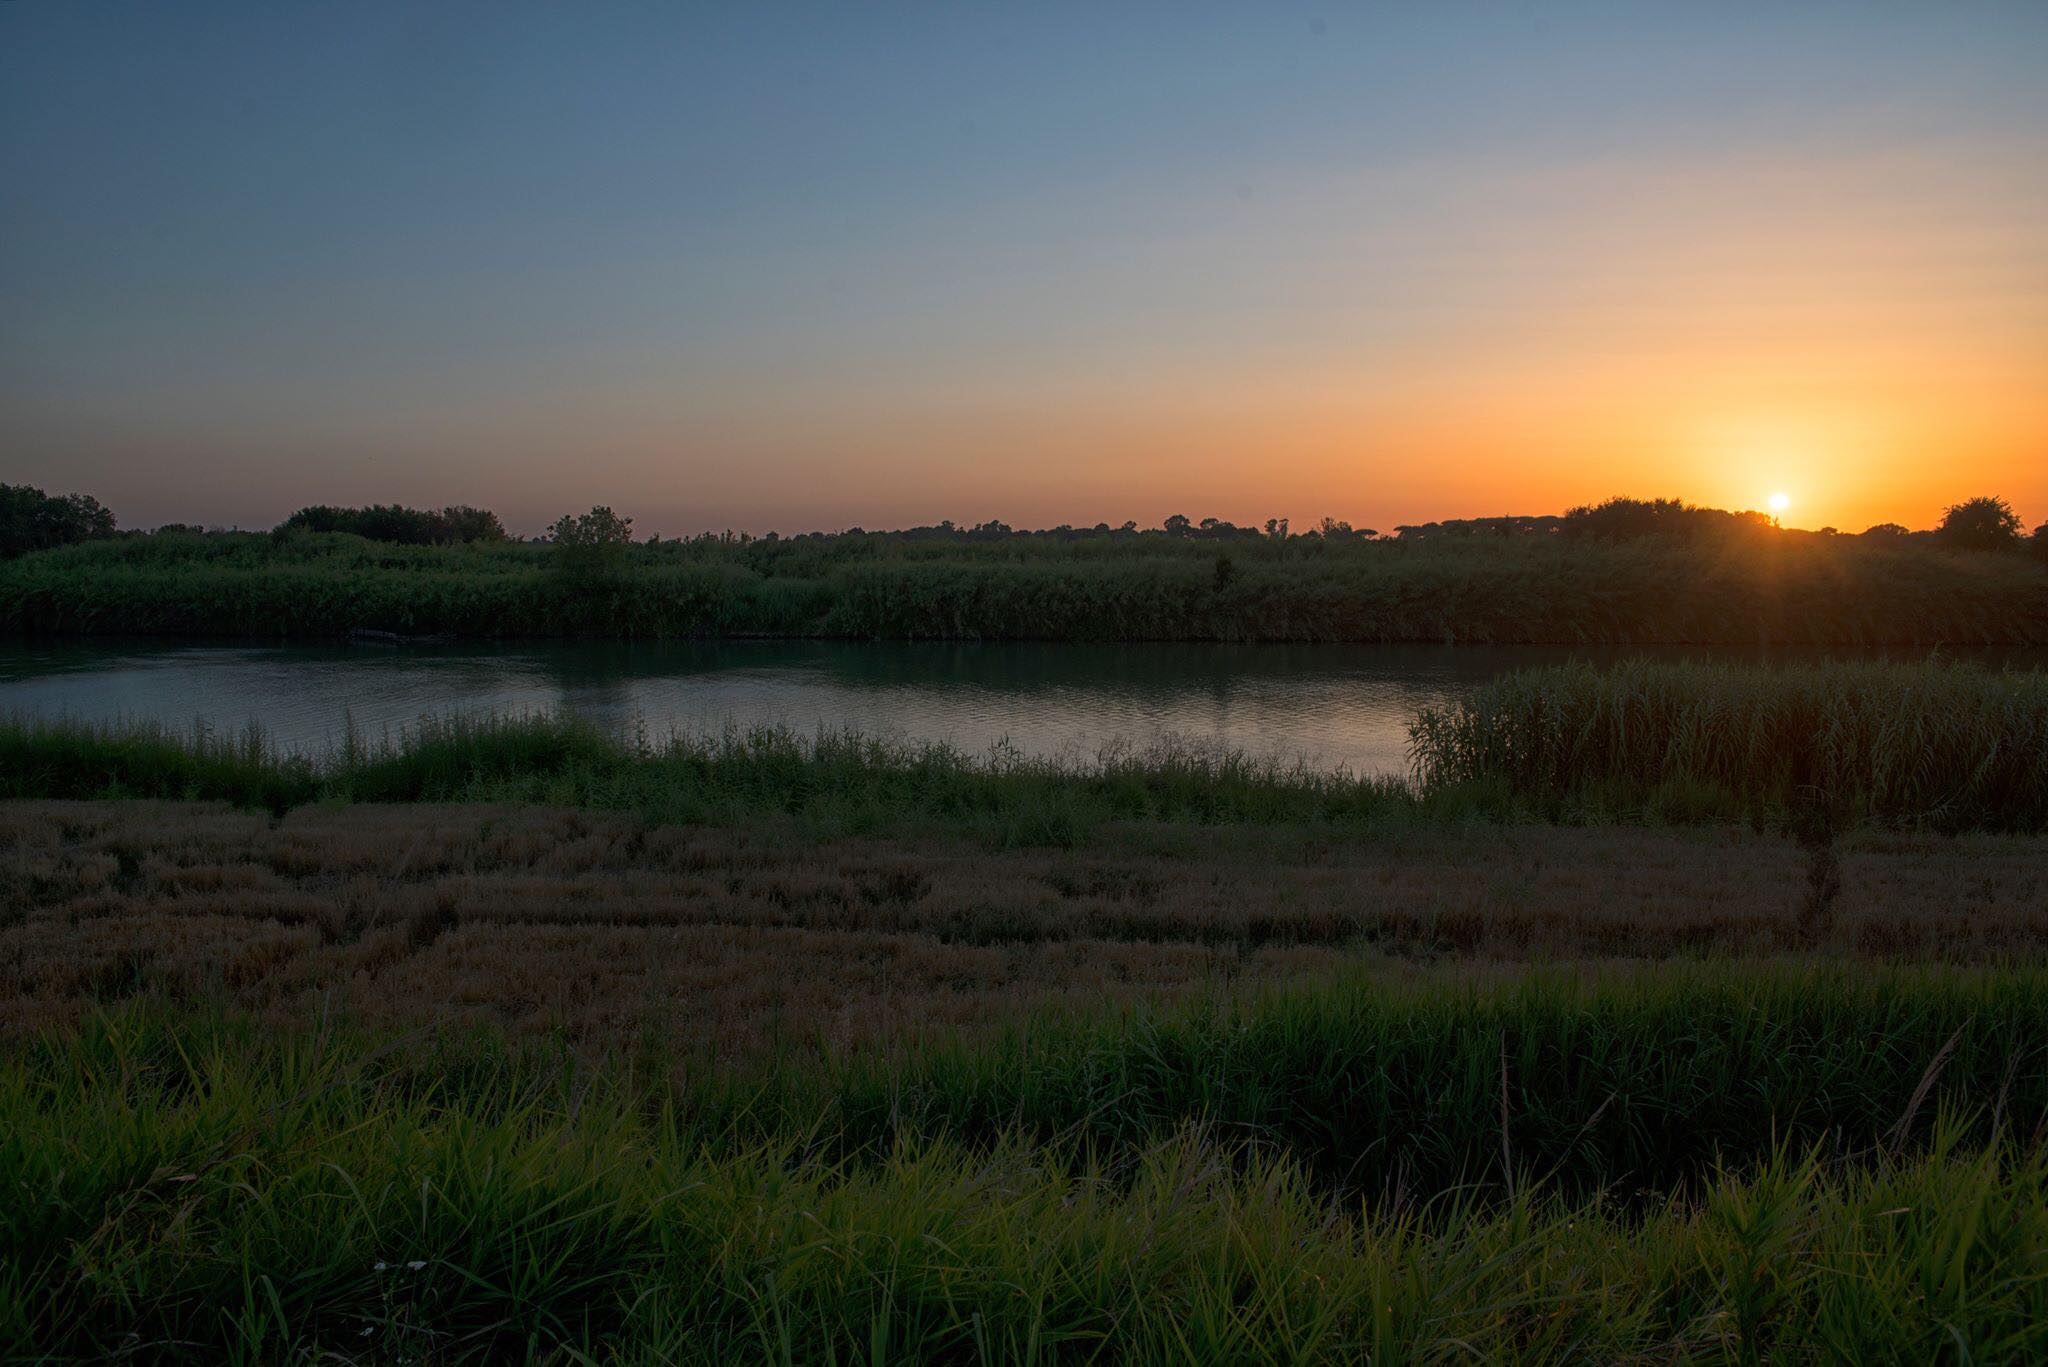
[1936,496,2022,551]
[548,506,635,587]
[1562,497,1771,541]
[1162,513,1193,537]
[279,503,506,545]
[436,505,507,543]
[0,483,117,557]
[1860,522,1910,539]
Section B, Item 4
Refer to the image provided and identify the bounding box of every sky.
[3,2,2045,537]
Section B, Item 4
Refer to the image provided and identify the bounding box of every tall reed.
[8,526,2046,643]
[1411,658,2048,830]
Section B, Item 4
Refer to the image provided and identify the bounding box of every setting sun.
[1768,493,1792,515]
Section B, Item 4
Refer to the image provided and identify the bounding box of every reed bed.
[0,712,1436,842]
[1412,657,2048,831]
[7,525,2046,643]
[12,656,2048,837]
[7,969,2048,1361]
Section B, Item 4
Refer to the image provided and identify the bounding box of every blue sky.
[4,2,2044,533]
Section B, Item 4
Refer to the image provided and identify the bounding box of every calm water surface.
[3,639,2037,774]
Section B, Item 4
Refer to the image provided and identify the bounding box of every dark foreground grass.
[7,967,2048,1361]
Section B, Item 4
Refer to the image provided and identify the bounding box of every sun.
[1767,492,1792,515]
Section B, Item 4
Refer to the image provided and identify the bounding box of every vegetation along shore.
[6,485,2048,644]
[7,526,2048,1357]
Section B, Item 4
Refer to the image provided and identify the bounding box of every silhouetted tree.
[1562,497,1771,541]
[1860,522,1910,539]
[0,483,116,557]
[2031,521,2048,564]
[1936,496,2022,551]
[548,506,635,588]
[279,503,506,545]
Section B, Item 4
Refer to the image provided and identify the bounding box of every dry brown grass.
[5,801,2045,1056]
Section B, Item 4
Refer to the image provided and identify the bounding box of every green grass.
[1412,657,2048,831]
[9,655,2048,838]
[7,523,2046,643]
[8,968,2048,1361]
[0,711,1454,844]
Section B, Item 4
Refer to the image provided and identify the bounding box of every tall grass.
[1412,657,2048,830]
[7,525,2046,643]
[8,968,2048,1360]
[11,658,2048,836]
[0,712,1451,843]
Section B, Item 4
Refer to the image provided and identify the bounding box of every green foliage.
[546,505,635,590]
[7,970,2048,1360]
[5,519,2047,643]
[0,713,1432,844]
[10,656,2048,837]
[1410,658,2048,832]
[1938,495,2025,551]
[0,483,116,558]
[278,503,507,545]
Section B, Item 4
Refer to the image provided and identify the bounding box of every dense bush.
[0,483,115,557]
[1561,495,1774,541]
[546,504,635,589]
[277,502,506,545]
[1938,495,2025,551]
[5,516,2047,644]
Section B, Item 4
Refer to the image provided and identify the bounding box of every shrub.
[278,503,506,545]
[0,484,115,557]
[547,506,636,589]
[1936,495,2023,551]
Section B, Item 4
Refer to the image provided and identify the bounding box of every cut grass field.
[5,801,2048,1055]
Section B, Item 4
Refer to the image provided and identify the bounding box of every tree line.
[4,483,2047,561]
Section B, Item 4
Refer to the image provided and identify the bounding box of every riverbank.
[8,657,2045,836]
[7,525,2047,644]
[10,655,2048,1359]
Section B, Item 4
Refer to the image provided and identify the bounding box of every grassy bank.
[0,712,1437,843]
[1413,657,2048,832]
[7,524,2047,643]
[7,657,2046,836]
[8,970,2048,1361]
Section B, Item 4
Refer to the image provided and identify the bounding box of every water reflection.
[2,638,2041,774]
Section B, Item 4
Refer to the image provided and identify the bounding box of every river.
[3,638,2038,774]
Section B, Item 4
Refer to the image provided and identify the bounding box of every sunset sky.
[3,2,2044,537]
